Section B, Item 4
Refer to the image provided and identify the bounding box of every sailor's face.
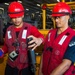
[53,15,68,28]
[11,15,24,27]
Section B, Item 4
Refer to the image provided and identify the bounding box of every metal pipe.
[62,0,65,2]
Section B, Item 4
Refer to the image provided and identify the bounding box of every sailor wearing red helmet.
[0,1,44,75]
[39,2,75,75]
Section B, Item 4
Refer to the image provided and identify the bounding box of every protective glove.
[0,49,4,58]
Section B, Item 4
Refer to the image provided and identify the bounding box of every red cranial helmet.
[52,2,72,17]
[8,1,24,18]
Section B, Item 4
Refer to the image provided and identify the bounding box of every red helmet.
[52,2,72,17]
[8,1,24,18]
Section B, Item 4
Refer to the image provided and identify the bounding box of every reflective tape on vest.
[7,31,12,39]
[48,33,51,42]
[22,30,27,39]
[58,35,68,45]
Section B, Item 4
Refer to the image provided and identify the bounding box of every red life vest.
[5,22,32,70]
[42,27,75,75]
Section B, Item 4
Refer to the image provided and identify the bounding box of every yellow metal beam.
[42,9,46,30]
[62,0,65,2]
[70,5,75,9]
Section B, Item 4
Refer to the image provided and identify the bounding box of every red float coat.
[2,22,44,70]
[42,27,75,75]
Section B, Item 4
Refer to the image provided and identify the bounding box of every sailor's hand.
[27,35,43,50]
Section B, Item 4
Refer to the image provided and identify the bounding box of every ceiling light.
[4,3,9,5]
[18,1,22,3]
[0,8,4,10]
[37,4,40,7]
[57,0,60,2]
[26,8,29,11]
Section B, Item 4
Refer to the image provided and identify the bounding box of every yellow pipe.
[42,9,46,30]
[70,5,75,8]
[62,0,65,2]
[52,18,56,28]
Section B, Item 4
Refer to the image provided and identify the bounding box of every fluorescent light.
[57,0,60,2]
[4,3,9,5]
[37,4,40,7]
[18,1,22,3]
[26,8,29,11]
[0,8,4,10]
